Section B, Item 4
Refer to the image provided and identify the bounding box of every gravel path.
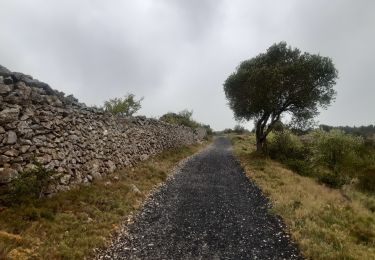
[97,137,302,259]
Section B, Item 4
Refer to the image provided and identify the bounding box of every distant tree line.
[319,124,375,139]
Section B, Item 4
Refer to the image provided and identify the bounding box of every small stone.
[106,160,116,173]
[0,155,10,164]
[6,131,17,144]
[60,174,71,185]
[140,154,149,161]
[0,107,20,123]
[130,184,142,195]
[0,167,18,184]
[20,145,31,153]
[0,84,12,94]
[4,149,19,157]
[36,154,52,164]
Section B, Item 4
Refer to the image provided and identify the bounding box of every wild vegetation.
[160,109,213,135]
[267,127,375,191]
[0,142,208,259]
[103,93,143,116]
[216,125,249,135]
[223,42,338,152]
[230,133,375,259]
[319,124,375,139]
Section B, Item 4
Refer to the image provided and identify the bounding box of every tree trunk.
[256,138,263,152]
[255,121,263,152]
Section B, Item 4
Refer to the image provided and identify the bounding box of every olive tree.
[103,93,143,116]
[224,42,338,152]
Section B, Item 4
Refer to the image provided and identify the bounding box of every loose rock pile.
[0,65,206,194]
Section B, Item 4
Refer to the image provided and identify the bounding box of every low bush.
[267,129,372,188]
[310,129,364,172]
[1,163,56,205]
[283,158,311,176]
[309,129,364,187]
[268,130,305,160]
[160,110,213,136]
[358,166,375,192]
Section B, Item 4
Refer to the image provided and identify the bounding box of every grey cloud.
[0,0,373,130]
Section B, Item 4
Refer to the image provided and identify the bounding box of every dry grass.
[0,141,209,259]
[230,133,375,260]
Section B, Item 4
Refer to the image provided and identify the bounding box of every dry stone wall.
[0,65,206,193]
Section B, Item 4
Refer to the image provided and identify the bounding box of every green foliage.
[160,110,198,128]
[310,129,364,175]
[200,124,213,136]
[268,130,312,176]
[223,42,338,151]
[160,110,213,136]
[319,124,375,139]
[160,110,197,128]
[283,158,311,176]
[103,93,143,116]
[268,130,305,160]
[2,163,56,205]
[268,129,372,189]
[233,125,247,134]
[358,166,375,192]
[221,125,249,134]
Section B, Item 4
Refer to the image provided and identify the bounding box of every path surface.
[98,137,302,259]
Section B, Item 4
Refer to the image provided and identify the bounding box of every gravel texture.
[97,137,303,259]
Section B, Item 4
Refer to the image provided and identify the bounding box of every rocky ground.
[96,137,302,259]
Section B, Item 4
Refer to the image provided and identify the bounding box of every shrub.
[315,167,350,188]
[3,163,56,205]
[358,166,375,192]
[309,129,364,187]
[103,93,143,116]
[310,130,363,174]
[160,110,213,135]
[160,110,200,128]
[233,125,248,134]
[283,158,311,176]
[268,130,305,160]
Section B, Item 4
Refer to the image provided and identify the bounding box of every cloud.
[0,0,373,130]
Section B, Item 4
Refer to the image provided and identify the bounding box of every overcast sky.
[0,0,374,130]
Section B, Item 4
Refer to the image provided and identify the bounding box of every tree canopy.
[103,93,143,117]
[224,42,338,151]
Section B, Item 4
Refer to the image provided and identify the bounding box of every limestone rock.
[0,84,12,95]
[20,145,30,153]
[6,131,17,144]
[0,107,20,123]
[0,167,17,184]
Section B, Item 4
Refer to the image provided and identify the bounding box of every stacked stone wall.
[0,65,205,193]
